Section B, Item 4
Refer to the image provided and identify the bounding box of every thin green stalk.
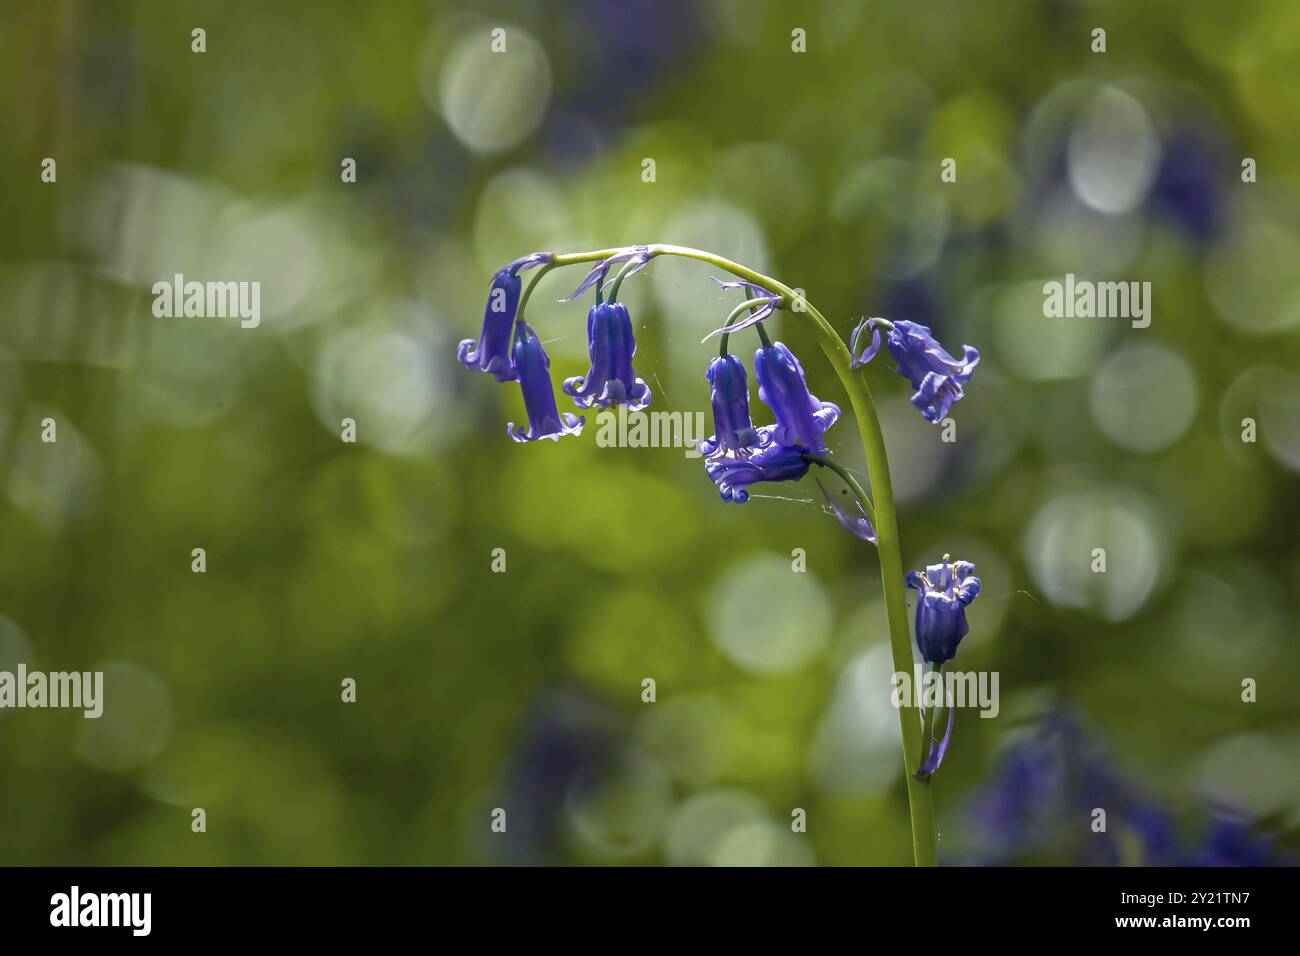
[605,259,639,302]
[518,244,937,865]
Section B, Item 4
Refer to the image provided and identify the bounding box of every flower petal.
[850,318,883,368]
[815,477,877,543]
[916,704,956,779]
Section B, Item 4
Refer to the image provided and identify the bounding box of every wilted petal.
[701,296,780,342]
[815,477,876,543]
[559,246,653,302]
[506,251,554,273]
[850,317,883,368]
[916,704,956,779]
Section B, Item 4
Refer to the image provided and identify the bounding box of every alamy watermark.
[594,405,708,458]
[0,664,103,718]
[891,665,999,718]
[1043,273,1150,328]
[50,886,150,936]
[152,273,261,328]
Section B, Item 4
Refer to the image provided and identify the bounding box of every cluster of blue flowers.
[459,251,982,505]
[956,712,1295,866]
[460,250,986,780]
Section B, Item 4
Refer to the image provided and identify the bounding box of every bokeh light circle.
[1024,489,1164,621]
[1089,343,1197,453]
[709,554,831,675]
[431,27,552,154]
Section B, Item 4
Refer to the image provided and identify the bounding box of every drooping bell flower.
[699,354,767,457]
[507,322,584,443]
[458,269,520,381]
[754,341,840,452]
[704,427,810,503]
[458,253,552,382]
[907,555,981,780]
[852,317,979,424]
[905,557,981,664]
[563,302,651,411]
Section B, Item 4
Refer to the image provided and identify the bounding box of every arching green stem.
[517,245,936,866]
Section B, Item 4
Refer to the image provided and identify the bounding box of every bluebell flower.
[704,427,810,503]
[699,354,766,457]
[563,302,652,410]
[754,341,840,452]
[905,557,981,663]
[851,318,979,424]
[507,322,584,443]
[1191,815,1294,867]
[458,269,521,382]
[458,253,552,382]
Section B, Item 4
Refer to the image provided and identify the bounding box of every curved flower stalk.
[459,243,987,866]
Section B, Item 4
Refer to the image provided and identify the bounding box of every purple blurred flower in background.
[563,301,652,410]
[1151,128,1226,242]
[955,712,1296,866]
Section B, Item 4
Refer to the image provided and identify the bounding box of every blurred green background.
[1,0,1299,865]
